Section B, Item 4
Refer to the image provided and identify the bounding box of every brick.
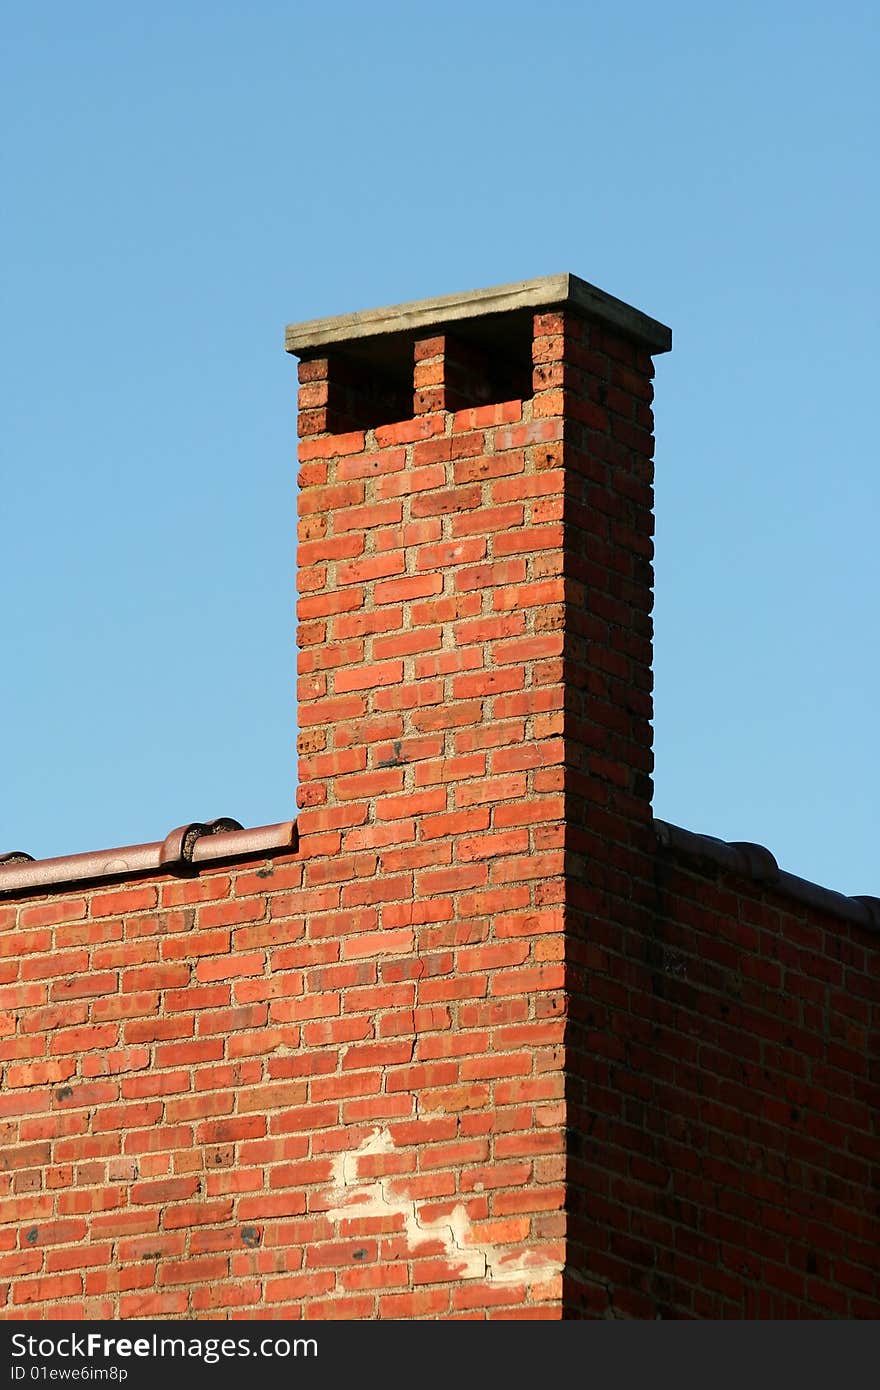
[451,401,522,432]
[90,886,158,918]
[416,538,487,571]
[49,1023,119,1055]
[6,1059,78,1089]
[410,485,481,518]
[454,558,527,593]
[19,899,88,929]
[128,1175,201,1205]
[380,1289,450,1318]
[121,963,189,992]
[13,1274,83,1305]
[335,660,404,694]
[18,947,88,979]
[81,1048,150,1078]
[0,982,47,1009]
[335,551,405,588]
[373,572,444,607]
[374,788,446,821]
[493,577,565,611]
[337,447,405,481]
[159,1255,230,1286]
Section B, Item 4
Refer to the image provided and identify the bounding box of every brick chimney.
[287,274,669,857]
[286,277,670,1314]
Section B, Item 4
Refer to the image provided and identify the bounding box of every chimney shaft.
[287,274,670,866]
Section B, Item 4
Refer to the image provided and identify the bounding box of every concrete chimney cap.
[285,273,672,358]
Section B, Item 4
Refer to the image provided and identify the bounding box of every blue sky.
[2,2,878,896]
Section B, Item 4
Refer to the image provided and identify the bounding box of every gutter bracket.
[160,818,244,876]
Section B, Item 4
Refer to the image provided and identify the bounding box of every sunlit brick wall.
[2,281,877,1320]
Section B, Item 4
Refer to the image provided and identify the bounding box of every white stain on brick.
[325,1127,562,1286]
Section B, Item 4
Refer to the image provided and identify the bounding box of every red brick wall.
[566,847,880,1318]
[1,292,877,1320]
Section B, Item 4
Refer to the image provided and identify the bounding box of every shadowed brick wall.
[1,276,877,1320]
[566,836,880,1318]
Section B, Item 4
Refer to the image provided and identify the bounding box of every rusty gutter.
[654,819,880,934]
[0,819,297,900]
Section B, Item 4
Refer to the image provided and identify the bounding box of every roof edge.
[0,820,297,900]
[285,272,672,357]
[7,813,870,935]
[654,819,880,934]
